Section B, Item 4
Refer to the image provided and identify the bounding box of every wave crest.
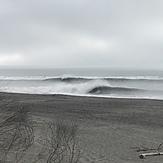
[87,86,143,94]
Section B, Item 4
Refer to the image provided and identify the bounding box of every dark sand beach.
[1,92,163,162]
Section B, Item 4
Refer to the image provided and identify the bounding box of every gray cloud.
[0,0,163,69]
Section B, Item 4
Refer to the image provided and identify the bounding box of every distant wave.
[44,77,91,83]
[44,76,163,83]
[104,77,163,83]
[1,75,163,82]
[0,76,47,81]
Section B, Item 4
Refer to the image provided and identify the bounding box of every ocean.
[0,68,163,100]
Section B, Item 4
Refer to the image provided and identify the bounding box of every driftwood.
[132,142,163,159]
[139,152,163,159]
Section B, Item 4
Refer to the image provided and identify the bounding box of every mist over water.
[0,68,163,99]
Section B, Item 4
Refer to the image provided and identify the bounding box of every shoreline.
[1,91,163,102]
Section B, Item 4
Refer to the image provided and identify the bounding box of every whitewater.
[1,69,163,100]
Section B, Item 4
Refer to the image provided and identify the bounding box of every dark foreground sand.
[1,92,163,163]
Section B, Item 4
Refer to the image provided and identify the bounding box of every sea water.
[0,68,163,100]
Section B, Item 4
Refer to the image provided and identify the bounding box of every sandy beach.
[1,92,163,163]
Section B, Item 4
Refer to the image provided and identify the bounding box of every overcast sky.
[0,0,163,69]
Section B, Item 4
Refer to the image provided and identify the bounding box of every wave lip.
[44,77,91,83]
[87,86,144,95]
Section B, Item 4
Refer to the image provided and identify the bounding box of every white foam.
[0,76,49,80]
[2,79,110,94]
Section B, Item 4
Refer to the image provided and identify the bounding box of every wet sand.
[1,92,163,162]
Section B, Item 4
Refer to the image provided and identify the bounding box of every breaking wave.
[87,86,143,94]
[1,75,163,99]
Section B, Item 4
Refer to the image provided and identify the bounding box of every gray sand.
[1,92,163,162]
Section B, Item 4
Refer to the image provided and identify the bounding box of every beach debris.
[139,152,163,159]
[131,146,156,152]
[132,142,163,159]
